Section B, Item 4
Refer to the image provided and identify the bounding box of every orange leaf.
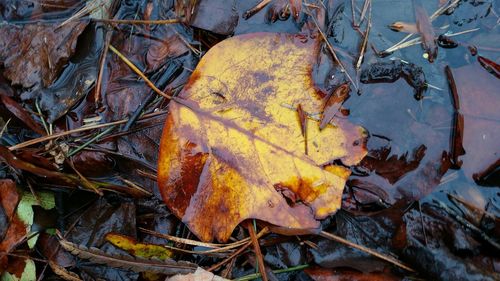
[158,33,367,242]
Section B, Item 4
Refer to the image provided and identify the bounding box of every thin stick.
[306,8,358,90]
[359,0,371,25]
[8,111,166,151]
[94,18,181,25]
[243,0,273,19]
[246,221,268,281]
[382,0,460,54]
[207,241,252,272]
[67,159,103,196]
[319,230,415,272]
[94,31,112,105]
[35,100,49,135]
[356,1,371,70]
[139,228,238,249]
[67,125,114,157]
[435,200,500,250]
[0,118,10,138]
[140,227,269,253]
[116,176,152,197]
[108,45,171,99]
[58,0,107,28]
[351,0,357,27]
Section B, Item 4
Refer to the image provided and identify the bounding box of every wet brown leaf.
[0,91,45,135]
[0,179,25,271]
[319,82,350,130]
[0,21,88,89]
[413,0,437,62]
[452,63,500,184]
[189,0,239,35]
[158,33,367,242]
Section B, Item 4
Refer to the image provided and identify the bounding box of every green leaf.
[1,259,36,281]
[17,191,55,248]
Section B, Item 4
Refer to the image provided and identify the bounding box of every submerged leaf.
[158,33,367,242]
[452,63,500,184]
[319,82,350,130]
[0,21,88,89]
[413,0,437,62]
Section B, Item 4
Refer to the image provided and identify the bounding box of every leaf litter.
[0,0,498,280]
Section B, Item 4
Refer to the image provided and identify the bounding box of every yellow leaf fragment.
[105,233,173,260]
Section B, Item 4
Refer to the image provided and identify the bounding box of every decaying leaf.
[158,33,367,242]
[413,0,437,62]
[105,233,174,260]
[319,82,350,130]
[0,180,27,274]
[17,190,55,248]
[188,0,239,35]
[58,235,196,275]
[451,63,500,184]
[1,258,36,281]
[0,21,88,89]
[48,261,82,281]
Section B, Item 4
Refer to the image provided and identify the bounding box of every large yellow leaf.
[158,33,367,242]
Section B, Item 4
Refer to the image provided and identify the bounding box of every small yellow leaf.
[105,233,173,260]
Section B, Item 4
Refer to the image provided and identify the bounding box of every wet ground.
[0,0,498,280]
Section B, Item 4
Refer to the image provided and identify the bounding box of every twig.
[67,126,115,157]
[8,111,166,151]
[116,176,152,197]
[384,27,479,54]
[359,0,371,26]
[434,200,500,251]
[243,0,273,19]
[108,45,171,99]
[35,100,49,135]
[58,0,107,28]
[356,1,371,70]
[140,228,240,249]
[305,7,358,90]
[67,158,103,196]
[123,61,183,131]
[351,0,357,27]
[207,241,252,272]
[246,221,268,281]
[0,118,11,138]
[319,230,415,272]
[382,0,461,54]
[94,31,112,105]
